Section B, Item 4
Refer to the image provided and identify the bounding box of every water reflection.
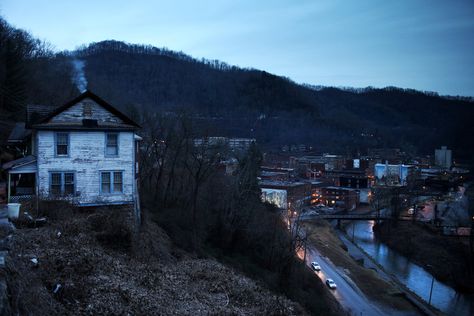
[346,221,473,316]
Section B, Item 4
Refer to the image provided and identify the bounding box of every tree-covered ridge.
[1,15,473,157]
[77,40,473,156]
[0,17,77,119]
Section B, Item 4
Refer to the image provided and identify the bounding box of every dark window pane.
[56,133,68,155]
[64,173,74,195]
[101,172,111,193]
[51,173,61,195]
[106,134,118,155]
[113,172,122,192]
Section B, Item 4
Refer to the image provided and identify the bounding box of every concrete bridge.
[299,213,412,227]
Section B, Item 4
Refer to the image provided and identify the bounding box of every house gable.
[32,90,140,130]
[49,98,124,125]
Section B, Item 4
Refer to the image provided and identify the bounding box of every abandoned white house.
[2,91,141,206]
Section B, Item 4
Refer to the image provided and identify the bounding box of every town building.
[194,137,256,152]
[2,91,141,206]
[319,186,360,210]
[259,180,311,212]
[435,146,452,169]
[374,162,415,186]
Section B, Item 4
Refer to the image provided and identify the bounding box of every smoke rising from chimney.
[71,59,87,93]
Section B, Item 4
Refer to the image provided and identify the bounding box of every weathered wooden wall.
[50,98,124,124]
[37,130,135,205]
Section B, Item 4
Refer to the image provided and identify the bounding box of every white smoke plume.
[71,59,88,93]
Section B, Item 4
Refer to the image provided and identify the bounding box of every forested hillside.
[77,40,474,157]
[1,16,473,157]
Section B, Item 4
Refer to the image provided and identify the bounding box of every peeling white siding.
[49,98,124,124]
[37,130,134,205]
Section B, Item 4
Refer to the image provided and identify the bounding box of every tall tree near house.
[184,137,223,250]
[236,142,262,203]
[162,114,193,207]
[0,18,33,114]
[218,142,262,250]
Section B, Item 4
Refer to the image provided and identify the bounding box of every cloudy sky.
[1,0,473,96]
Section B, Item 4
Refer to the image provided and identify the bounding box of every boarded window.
[83,102,92,117]
[106,133,118,156]
[56,133,69,156]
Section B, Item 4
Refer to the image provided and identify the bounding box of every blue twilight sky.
[1,0,474,96]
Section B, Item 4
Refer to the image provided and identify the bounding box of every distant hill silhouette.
[1,16,473,159]
[73,41,473,157]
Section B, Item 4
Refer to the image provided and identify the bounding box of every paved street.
[302,246,385,316]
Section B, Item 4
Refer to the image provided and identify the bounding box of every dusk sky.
[1,0,473,96]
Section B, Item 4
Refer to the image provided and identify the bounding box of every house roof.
[2,155,36,171]
[7,122,31,143]
[26,104,58,127]
[31,90,141,129]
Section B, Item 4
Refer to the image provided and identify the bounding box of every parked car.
[326,278,337,289]
[311,261,321,271]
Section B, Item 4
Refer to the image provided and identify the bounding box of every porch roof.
[2,155,37,174]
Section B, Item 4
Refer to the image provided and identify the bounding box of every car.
[326,278,337,289]
[311,261,321,271]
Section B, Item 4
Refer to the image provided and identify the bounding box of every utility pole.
[426,264,435,305]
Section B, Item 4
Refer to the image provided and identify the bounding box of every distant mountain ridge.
[1,15,472,158]
[67,40,473,158]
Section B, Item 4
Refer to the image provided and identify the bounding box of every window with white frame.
[56,133,69,156]
[105,133,118,156]
[50,172,75,196]
[101,171,123,193]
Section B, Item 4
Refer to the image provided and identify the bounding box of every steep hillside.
[3,206,341,315]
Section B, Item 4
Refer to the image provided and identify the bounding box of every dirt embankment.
[374,221,474,293]
[3,206,309,315]
[303,221,419,313]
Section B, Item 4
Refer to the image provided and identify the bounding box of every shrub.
[95,209,132,251]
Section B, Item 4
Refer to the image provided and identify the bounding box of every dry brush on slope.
[4,206,309,315]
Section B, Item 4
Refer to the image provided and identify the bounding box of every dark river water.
[346,220,473,316]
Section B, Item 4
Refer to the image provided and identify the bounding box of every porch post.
[7,173,11,203]
[35,171,39,214]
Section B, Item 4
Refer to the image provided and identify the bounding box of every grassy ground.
[304,221,419,313]
[374,220,474,293]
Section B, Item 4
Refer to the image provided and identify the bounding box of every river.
[345,220,473,315]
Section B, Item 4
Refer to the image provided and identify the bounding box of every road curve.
[304,247,385,316]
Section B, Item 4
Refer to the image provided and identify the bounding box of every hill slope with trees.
[1,16,473,156]
[78,40,474,157]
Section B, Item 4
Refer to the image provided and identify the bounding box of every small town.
[0,1,473,316]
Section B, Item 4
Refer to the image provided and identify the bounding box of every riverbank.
[303,221,420,314]
[374,221,474,293]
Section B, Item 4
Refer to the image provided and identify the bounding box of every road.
[302,246,386,316]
